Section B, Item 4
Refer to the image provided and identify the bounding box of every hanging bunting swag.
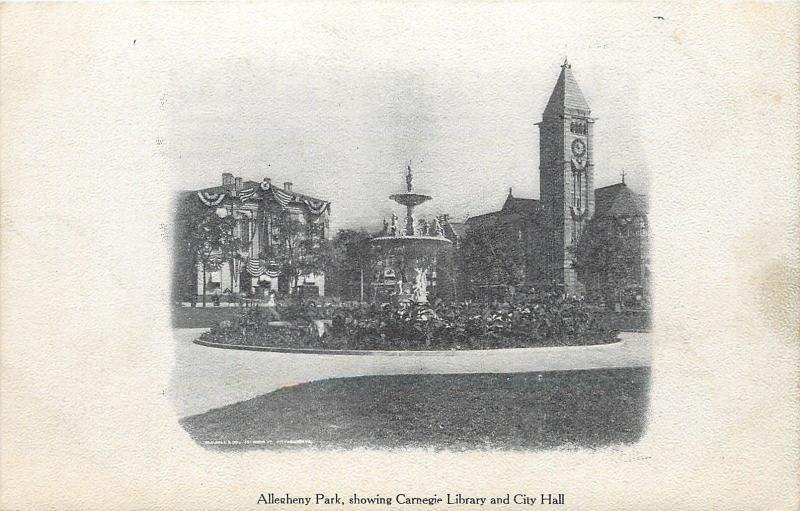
[246,259,266,277]
[246,259,281,278]
[197,191,226,206]
[238,187,258,202]
[270,187,294,207]
[199,182,328,220]
[303,198,329,216]
[265,263,280,278]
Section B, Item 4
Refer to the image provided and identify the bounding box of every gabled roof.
[543,59,590,118]
[466,189,543,227]
[465,211,504,225]
[502,192,541,217]
[594,182,648,219]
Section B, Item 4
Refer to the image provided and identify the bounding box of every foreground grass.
[180,368,650,451]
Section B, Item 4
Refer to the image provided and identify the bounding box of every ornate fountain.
[370,165,452,303]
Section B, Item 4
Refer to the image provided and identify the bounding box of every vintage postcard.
[1,2,798,510]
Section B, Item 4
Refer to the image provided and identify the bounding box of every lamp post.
[359,260,364,303]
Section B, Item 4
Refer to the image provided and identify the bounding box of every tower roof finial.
[562,56,570,69]
[621,169,626,184]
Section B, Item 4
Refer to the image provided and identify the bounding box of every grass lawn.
[172,306,247,328]
[180,367,650,451]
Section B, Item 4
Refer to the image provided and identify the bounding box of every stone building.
[579,180,649,304]
[184,173,331,299]
[465,59,648,296]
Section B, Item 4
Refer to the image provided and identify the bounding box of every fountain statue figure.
[370,165,452,304]
[432,217,444,237]
[412,268,428,303]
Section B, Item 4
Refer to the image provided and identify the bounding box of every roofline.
[594,182,628,192]
[196,182,329,203]
[465,211,502,222]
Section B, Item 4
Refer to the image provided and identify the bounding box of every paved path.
[169,329,652,418]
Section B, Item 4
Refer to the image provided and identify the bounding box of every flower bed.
[198,295,626,351]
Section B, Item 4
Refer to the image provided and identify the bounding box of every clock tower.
[537,58,594,294]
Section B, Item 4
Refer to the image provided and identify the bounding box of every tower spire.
[621,170,626,184]
[543,58,589,118]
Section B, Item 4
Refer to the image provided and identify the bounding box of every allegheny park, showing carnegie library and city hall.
[170,60,652,451]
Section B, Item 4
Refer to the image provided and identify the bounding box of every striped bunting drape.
[198,184,329,216]
[303,198,329,216]
[238,187,258,202]
[197,191,226,206]
[246,259,280,278]
[270,187,294,207]
[270,187,329,216]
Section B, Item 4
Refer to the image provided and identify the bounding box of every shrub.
[198,293,625,351]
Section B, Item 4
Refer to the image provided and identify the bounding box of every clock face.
[572,138,586,157]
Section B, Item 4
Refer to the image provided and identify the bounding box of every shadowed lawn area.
[180,368,650,451]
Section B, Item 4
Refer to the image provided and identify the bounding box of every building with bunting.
[188,172,331,299]
[464,59,649,298]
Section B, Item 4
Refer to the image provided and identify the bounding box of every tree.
[326,229,377,301]
[461,218,526,294]
[174,195,242,306]
[432,243,462,302]
[572,216,648,308]
[262,211,330,294]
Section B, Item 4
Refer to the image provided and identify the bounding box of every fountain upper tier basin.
[389,193,432,207]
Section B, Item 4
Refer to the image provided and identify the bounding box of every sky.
[166,4,653,232]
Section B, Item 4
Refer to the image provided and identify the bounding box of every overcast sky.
[167,4,653,231]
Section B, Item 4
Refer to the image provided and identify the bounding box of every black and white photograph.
[169,57,652,451]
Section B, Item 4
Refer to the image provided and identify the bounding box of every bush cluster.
[199,293,620,351]
[327,296,610,350]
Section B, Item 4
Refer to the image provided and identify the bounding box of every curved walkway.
[169,329,651,418]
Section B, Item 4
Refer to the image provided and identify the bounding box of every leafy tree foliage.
[572,217,648,307]
[461,219,526,292]
[261,211,331,293]
[325,229,378,301]
[173,195,243,306]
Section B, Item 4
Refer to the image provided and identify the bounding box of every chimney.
[284,181,293,192]
[235,177,243,190]
[222,172,234,186]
